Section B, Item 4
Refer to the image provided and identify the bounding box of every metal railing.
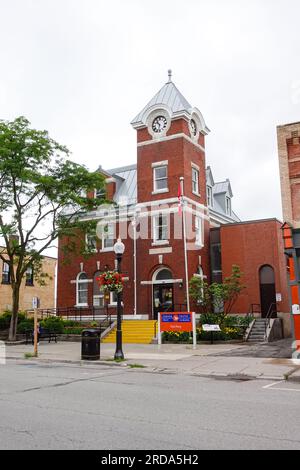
[25,306,119,322]
[264,302,277,340]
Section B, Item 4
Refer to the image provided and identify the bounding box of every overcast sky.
[1,0,300,224]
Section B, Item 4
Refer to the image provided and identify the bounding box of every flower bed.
[162,315,253,344]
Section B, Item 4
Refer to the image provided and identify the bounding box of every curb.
[5,356,291,382]
[5,356,130,368]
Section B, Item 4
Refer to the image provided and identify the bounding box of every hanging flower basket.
[97,271,124,293]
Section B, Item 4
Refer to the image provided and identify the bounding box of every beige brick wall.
[277,122,300,228]
[0,255,56,313]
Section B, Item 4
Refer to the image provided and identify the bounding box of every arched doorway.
[259,265,277,318]
[152,268,174,320]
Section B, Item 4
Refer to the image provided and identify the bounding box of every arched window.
[76,272,88,306]
[154,268,173,282]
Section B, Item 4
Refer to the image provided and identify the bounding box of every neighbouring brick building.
[57,73,290,334]
[277,122,300,342]
[0,249,57,312]
[277,121,300,228]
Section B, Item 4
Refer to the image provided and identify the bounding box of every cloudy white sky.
[1,0,300,223]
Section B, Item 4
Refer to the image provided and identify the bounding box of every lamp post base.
[114,350,125,361]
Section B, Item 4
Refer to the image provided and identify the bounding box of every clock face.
[190,119,197,136]
[152,116,167,133]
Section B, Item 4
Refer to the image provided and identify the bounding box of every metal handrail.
[264,302,277,340]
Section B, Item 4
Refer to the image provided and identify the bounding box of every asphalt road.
[1,360,300,450]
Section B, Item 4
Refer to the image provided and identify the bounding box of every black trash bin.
[81,329,100,360]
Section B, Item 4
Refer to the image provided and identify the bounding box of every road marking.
[262,381,284,389]
[263,381,300,392]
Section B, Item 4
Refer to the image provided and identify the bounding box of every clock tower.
[131,71,211,318]
[131,70,210,205]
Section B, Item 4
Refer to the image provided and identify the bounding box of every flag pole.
[180,177,190,312]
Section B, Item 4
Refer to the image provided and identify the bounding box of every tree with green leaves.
[189,265,246,323]
[0,116,105,340]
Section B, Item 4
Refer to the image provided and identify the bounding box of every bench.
[25,328,57,345]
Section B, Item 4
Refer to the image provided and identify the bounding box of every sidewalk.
[4,341,300,381]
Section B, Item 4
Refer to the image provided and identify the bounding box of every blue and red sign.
[160,312,193,332]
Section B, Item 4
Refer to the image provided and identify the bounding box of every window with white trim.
[76,272,88,306]
[2,262,10,284]
[95,187,106,200]
[86,233,97,252]
[207,186,213,207]
[25,266,34,286]
[226,197,231,215]
[192,167,199,194]
[153,166,168,192]
[110,291,118,305]
[153,214,169,243]
[93,271,104,308]
[195,217,202,246]
[102,223,114,250]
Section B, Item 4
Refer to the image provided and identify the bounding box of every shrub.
[17,319,34,333]
[0,312,11,330]
[163,331,192,343]
[40,316,64,333]
[63,327,85,335]
[63,320,82,327]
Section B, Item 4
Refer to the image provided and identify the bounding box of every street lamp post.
[113,238,125,360]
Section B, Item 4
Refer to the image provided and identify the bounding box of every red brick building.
[57,73,290,335]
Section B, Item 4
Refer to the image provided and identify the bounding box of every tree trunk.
[8,284,20,341]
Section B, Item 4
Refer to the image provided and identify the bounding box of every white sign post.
[157,312,162,347]
[192,312,197,350]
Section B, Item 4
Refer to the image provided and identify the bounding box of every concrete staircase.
[247,319,267,343]
[102,320,157,344]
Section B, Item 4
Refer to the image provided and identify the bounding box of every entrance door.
[259,265,277,318]
[153,284,174,320]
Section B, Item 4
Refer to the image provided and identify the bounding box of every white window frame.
[2,261,10,284]
[101,223,115,252]
[226,196,231,215]
[109,291,118,306]
[76,272,89,307]
[94,186,106,200]
[195,216,202,246]
[153,165,168,194]
[93,294,105,308]
[85,233,97,253]
[25,265,34,286]
[207,185,213,207]
[152,214,169,244]
[192,166,200,195]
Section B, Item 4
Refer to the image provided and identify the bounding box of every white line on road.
[263,381,300,392]
[262,381,285,389]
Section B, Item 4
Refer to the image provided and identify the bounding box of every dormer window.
[207,186,213,207]
[95,187,106,200]
[226,196,231,215]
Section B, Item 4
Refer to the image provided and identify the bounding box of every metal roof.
[131,80,192,126]
[108,164,137,206]
[213,180,233,197]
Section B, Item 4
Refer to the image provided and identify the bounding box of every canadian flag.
[178,181,183,215]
